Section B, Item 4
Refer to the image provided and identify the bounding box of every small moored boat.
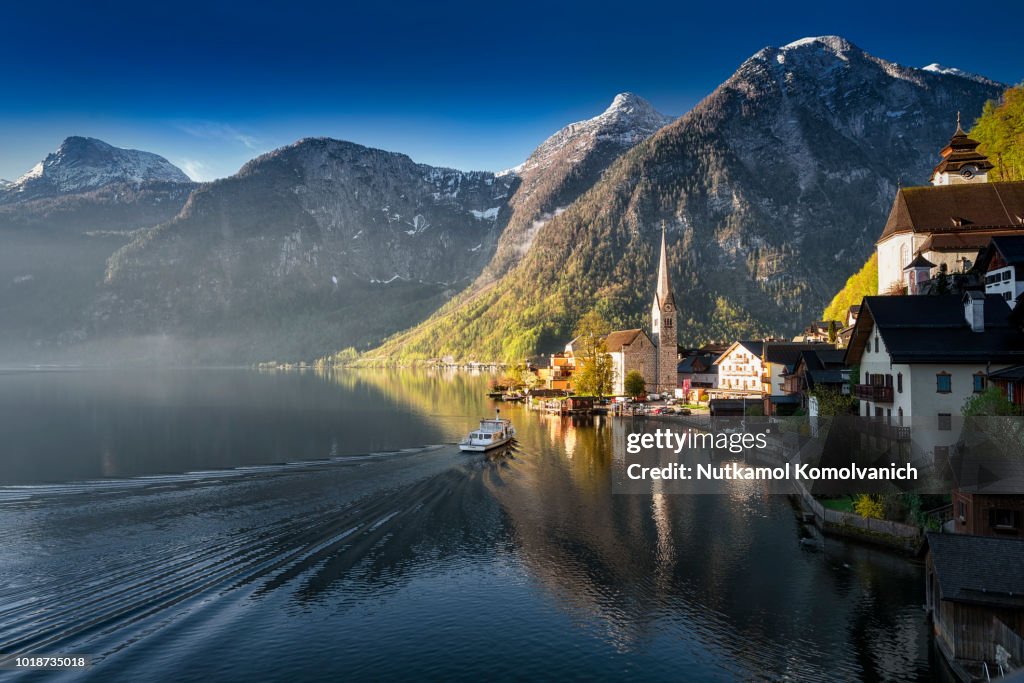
[459,410,516,451]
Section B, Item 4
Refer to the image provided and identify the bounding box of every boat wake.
[0,444,518,680]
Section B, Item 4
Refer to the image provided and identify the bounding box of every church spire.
[657,222,674,307]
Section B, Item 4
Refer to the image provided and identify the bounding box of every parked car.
[646,393,662,401]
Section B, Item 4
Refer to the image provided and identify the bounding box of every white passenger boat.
[459,411,516,452]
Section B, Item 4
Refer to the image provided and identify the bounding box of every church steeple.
[931,113,994,186]
[650,221,678,395]
[656,222,675,308]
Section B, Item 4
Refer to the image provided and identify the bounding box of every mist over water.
[0,369,940,681]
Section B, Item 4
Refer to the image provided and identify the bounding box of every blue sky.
[2,0,1023,181]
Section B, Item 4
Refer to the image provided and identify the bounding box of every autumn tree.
[572,311,614,397]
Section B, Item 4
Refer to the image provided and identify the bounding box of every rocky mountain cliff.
[94,138,519,361]
[482,93,673,282]
[366,36,1006,363]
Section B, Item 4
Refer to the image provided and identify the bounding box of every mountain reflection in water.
[0,369,935,681]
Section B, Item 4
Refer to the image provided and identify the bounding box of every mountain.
[92,138,520,362]
[363,36,1006,363]
[0,138,195,360]
[1,136,191,204]
[482,93,673,282]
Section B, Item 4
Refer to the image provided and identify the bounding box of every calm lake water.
[0,368,945,681]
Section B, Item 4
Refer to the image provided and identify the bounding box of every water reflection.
[0,369,934,681]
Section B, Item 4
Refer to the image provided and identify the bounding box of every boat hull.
[459,436,514,452]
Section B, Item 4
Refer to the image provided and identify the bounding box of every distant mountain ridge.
[365,36,1006,363]
[92,137,521,361]
[1,137,191,204]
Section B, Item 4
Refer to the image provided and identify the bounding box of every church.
[603,225,678,396]
[876,117,1024,294]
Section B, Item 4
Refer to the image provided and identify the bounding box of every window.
[938,413,952,431]
[897,373,903,393]
[936,373,952,394]
[989,508,1021,531]
[897,407,904,426]
[874,336,879,353]
[1006,292,1013,301]
[958,500,967,523]
[973,374,986,393]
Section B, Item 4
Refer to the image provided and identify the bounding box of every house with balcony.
[974,236,1024,308]
[844,293,1024,463]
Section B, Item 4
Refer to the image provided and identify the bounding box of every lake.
[0,368,945,681]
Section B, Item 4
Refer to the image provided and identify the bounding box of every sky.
[2,0,1023,182]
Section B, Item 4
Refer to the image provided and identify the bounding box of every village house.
[713,341,765,396]
[988,365,1024,409]
[924,533,1024,679]
[844,293,1024,462]
[676,352,718,402]
[780,348,849,414]
[875,122,1024,295]
[974,235,1024,308]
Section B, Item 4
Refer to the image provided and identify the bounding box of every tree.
[624,371,646,399]
[963,385,1020,417]
[822,253,878,321]
[972,85,1024,182]
[572,311,614,397]
[811,387,857,417]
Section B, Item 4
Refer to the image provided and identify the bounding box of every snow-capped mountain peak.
[516,93,673,178]
[2,136,191,203]
[781,35,855,54]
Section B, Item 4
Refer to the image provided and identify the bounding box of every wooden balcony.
[850,417,911,442]
[854,384,893,403]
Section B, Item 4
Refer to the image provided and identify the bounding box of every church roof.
[604,329,646,352]
[878,181,1024,241]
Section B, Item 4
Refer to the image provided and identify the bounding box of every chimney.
[963,291,985,332]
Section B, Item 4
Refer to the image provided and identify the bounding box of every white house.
[844,293,1024,463]
[713,341,764,395]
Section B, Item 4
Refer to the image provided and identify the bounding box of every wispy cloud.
[177,158,209,181]
[174,121,260,149]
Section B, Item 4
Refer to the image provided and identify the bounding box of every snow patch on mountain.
[921,63,1000,86]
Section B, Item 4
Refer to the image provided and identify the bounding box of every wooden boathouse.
[925,532,1024,679]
